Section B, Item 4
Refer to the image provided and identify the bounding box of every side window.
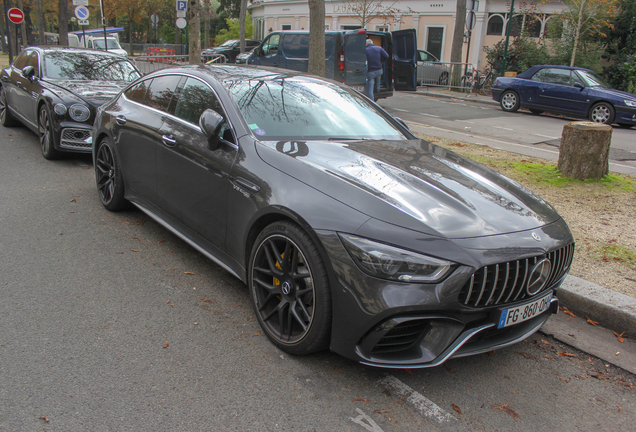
[124,79,149,104]
[531,69,547,82]
[283,34,309,59]
[12,52,28,69]
[543,69,572,86]
[27,52,40,77]
[145,75,181,113]
[174,78,223,125]
[247,41,260,48]
[261,34,280,56]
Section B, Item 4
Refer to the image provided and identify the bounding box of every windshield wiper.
[327,137,370,141]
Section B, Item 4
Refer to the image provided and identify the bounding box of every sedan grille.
[459,243,574,308]
[60,128,92,149]
[371,319,428,354]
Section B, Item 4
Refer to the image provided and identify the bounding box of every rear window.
[282,34,310,59]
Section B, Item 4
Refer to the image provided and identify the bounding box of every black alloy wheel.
[95,137,129,211]
[438,71,449,86]
[249,221,331,355]
[39,105,60,160]
[0,86,17,127]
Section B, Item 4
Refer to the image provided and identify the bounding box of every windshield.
[93,39,122,50]
[44,52,140,81]
[577,70,612,89]
[226,77,407,141]
[219,40,237,47]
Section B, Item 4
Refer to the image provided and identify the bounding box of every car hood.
[589,87,636,101]
[46,80,127,106]
[255,139,562,239]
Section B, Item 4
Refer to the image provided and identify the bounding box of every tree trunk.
[204,0,210,49]
[239,0,247,53]
[16,0,28,45]
[58,0,68,46]
[189,0,201,63]
[308,0,325,77]
[37,0,45,46]
[128,7,135,55]
[570,0,586,67]
[450,0,467,87]
[557,121,612,180]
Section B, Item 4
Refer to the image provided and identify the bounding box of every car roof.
[517,64,594,79]
[26,45,129,58]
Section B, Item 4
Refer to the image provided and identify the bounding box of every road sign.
[75,5,89,20]
[176,11,186,18]
[72,0,89,5]
[151,14,159,24]
[176,17,187,29]
[176,0,187,12]
[466,10,476,30]
[7,7,24,24]
[78,19,89,26]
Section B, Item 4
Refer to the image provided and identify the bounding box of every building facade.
[248,0,566,69]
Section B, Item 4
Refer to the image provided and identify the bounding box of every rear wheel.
[500,90,520,112]
[0,85,17,127]
[460,75,472,92]
[249,221,331,355]
[95,137,129,211]
[438,71,449,86]
[589,102,615,125]
[39,105,61,160]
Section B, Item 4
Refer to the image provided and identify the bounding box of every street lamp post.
[501,0,515,76]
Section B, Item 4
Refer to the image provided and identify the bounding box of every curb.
[413,89,499,106]
[557,275,636,339]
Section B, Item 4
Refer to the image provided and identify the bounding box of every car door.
[156,76,238,251]
[343,30,367,86]
[4,52,29,120]
[536,68,588,114]
[112,76,180,205]
[15,51,42,128]
[392,29,417,90]
[251,33,284,68]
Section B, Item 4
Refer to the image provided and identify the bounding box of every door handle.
[115,115,127,125]
[162,134,176,147]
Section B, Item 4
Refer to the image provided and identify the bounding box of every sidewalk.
[413,87,636,371]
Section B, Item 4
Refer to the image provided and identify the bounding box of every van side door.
[392,29,417,91]
[343,30,367,86]
[249,33,285,68]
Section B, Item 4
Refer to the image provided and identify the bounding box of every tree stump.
[557,121,612,180]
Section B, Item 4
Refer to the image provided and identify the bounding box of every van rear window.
[282,34,310,59]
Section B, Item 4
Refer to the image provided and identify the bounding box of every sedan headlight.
[339,234,454,283]
[625,100,636,108]
[53,103,67,115]
[69,104,90,122]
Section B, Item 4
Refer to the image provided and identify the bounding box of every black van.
[247,29,417,100]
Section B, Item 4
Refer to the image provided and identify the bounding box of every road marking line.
[392,108,410,112]
[350,408,385,432]
[534,134,559,139]
[455,120,475,124]
[493,126,514,131]
[379,375,456,424]
[419,113,441,118]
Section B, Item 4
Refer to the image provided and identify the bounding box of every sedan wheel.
[39,105,60,160]
[438,71,449,86]
[500,90,520,112]
[95,137,129,211]
[589,102,615,125]
[249,221,331,355]
[0,85,17,127]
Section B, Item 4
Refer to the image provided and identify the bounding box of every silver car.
[417,49,450,86]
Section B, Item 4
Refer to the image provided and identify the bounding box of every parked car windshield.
[577,70,612,89]
[226,77,407,141]
[44,52,140,81]
[219,39,237,47]
[93,39,122,50]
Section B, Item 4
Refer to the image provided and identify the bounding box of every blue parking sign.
[176,0,187,11]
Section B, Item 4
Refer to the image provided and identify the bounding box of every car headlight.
[69,104,90,122]
[53,103,67,115]
[625,100,636,108]
[339,234,454,283]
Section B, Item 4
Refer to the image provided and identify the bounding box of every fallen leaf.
[38,416,49,422]
[541,340,550,345]
[492,403,520,421]
[194,322,199,325]
[612,331,625,343]
[445,365,456,373]
[373,410,387,414]
[157,240,165,246]
[184,271,195,275]
[404,369,413,375]
[199,297,211,303]
[131,249,139,252]
[487,351,495,357]
[617,403,623,412]
[559,377,571,383]
[586,317,599,326]
[352,398,368,402]
[70,198,76,202]
[559,307,576,318]
[451,403,462,415]
[163,342,169,348]
[557,352,577,357]
[544,355,555,361]
[253,333,262,336]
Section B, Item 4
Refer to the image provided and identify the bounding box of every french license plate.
[497,292,552,328]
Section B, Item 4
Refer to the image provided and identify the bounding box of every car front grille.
[459,243,575,308]
[371,319,428,354]
[60,128,92,149]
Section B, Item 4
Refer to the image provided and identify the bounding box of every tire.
[482,75,495,96]
[460,75,472,92]
[249,221,332,355]
[529,109,543,115]
[95,137,129,211]
[589,102,615,125]
[438,71,449,86]
[500,90,520,112]
[617,123,634,129]
[38,104,61,160]
[0,85,17,127]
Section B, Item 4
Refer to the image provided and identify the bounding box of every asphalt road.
[1,124,634,431]
[378,92,636,176]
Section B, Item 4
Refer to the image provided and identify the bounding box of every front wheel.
[249,221,332,355]
[39,105,60,160]
[0,85,17,127]
[95,137,129,211]
[589,102,615,125]
[500,90,520,112]
[438,71,449,86]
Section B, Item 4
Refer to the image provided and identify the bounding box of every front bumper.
[615,106,636,125]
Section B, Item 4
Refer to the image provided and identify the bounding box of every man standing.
[365,39,389,100]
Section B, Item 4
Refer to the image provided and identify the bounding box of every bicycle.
[460,62,498,96]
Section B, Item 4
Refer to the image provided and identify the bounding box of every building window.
[375,25,389,32]
[341,25,362,30]
[324,24,330,30]
[487,15,504,36]
[281,24,292,31]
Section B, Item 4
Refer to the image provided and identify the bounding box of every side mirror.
[199,109,225,151]
[574,82,584,89]
[21,66,35,80]
[395,117,410,130]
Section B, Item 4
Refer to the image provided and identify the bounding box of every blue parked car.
[491,65,636,128]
